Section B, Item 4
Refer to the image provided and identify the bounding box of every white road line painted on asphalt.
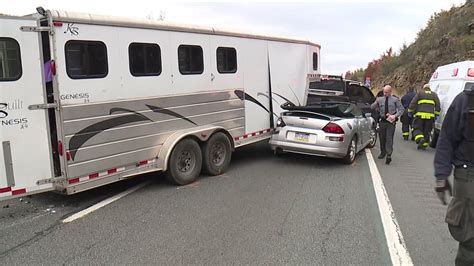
[62,181,150,223]
[365,149,413,265]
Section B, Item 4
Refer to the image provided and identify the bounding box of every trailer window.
[217,47,237,74]
[65,40,108,79]
[178,45,203,75]
[0,38,22,81]
[313,52,318,71]
[129,43,162,77]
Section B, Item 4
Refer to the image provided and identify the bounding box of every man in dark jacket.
[401,88,416,140]
[434,82,474,265]
[408,84,441,150]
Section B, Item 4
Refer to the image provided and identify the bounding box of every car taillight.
[323,122,344,134]
[276,117,286,127]
[468,68,474,77]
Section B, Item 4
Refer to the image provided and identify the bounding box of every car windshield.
[309,79,345,92]
[299,102,355,118]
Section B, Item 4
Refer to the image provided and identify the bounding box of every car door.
[351,105,369,147]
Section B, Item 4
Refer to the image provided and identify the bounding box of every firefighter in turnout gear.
[434,82,474,265]
[408,84,441,150]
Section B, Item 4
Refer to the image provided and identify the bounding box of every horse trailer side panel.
[62,90,244,178]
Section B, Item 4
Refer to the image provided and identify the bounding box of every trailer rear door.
[0,16,55,200]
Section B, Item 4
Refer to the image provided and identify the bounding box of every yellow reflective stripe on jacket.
[417,99,435,105]
[434,111,440,115]
[407,108,414,112]
[415,112,435,119]
[415,134,424,141]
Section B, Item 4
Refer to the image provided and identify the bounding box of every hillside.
[346,0,474,95]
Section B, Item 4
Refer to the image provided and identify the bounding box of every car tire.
[202,132,232,176]
[166,138,202,185]
[430,128,439,148]
[366,127,377,148]
[342,136,357,164]
[274,148,284,157]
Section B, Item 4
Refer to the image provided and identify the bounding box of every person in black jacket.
[434,82,474,266]
[400,88,416,140]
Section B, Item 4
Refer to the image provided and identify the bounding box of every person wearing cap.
[434,83,474,265]
[408,84,441,150]
[371,85,404,164]
[401,88,417,140]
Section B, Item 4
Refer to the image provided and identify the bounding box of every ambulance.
[429,60,474,147]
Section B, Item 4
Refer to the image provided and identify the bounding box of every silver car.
[269,102,377,164]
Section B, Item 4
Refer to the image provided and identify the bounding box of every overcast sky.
[0,0,466,74]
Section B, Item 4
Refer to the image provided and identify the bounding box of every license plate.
[295,132,310,142]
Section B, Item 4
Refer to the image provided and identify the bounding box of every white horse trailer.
[0,8,320,200]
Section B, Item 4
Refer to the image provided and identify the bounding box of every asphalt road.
[0,127,458,265]
[371,125,457,265]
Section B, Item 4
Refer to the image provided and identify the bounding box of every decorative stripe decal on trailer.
[0,187,12,193]
[0,186,27,196]
[234,128,273,141]
[67,159,156,185]
[68,106,199,161]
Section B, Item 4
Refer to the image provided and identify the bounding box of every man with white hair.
[371,85,405,164]
[408,84,441,150]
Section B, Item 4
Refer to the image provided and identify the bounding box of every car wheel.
[166,138,202,185]
[366,127,377,148]
[430,128,439,148]
[342,136,357,164]
[274,148,284,157]
[202,132,232,175]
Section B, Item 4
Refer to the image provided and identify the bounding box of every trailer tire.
[202,132,232,175]
[166,138,202,185]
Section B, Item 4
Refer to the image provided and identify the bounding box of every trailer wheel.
[202,132,232,175]
[166,138,202,185]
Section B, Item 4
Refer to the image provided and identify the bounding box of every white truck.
[429,60,474,147]
[0,8,320,200]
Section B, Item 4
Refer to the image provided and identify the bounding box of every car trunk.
[281,102,354,129]
[281,111,332,130]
